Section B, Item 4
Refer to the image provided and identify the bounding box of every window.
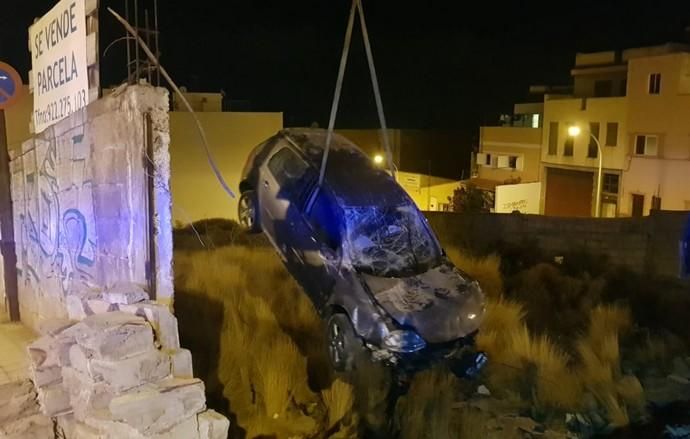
[509,156,518,169]
[548,122,558,155]
[648,73,661,94]
[635,135,658,156]
[588,122,600,158]
[602,174,619,194]
[531,114,540,128]
[620,79,627,96]
[632,194,645,217]
[563,136,574,157]
[606,122,618,146]
[307,193,341,249]
[268,148,309,191]
[485,153,492,166]
[594,80,613,97]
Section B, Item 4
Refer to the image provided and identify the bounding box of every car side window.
[307,192,341,250]
[267,147,312,200]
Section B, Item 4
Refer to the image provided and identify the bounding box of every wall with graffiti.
[9,85,173,330]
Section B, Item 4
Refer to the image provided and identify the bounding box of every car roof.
[280,128,410,207]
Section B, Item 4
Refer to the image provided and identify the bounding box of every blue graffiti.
[63,209,96,268]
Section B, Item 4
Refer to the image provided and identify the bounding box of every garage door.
[545,167,593,217]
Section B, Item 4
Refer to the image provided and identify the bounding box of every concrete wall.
[479,126,542,183]
[425,210,689,278]
[9,85,173,331]
[396,171,458,212]
[169,111,283,223]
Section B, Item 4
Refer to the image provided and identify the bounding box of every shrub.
[445,246,503,300]
[507,263,605,343]
[395,367,459,439]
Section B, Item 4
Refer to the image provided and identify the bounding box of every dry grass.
[175,246,344,438]
[396,367,459,439]
[322,379,355,429]
[446,247,503,299]
[174,240,658,435]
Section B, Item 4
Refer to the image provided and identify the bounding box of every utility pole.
[0,110,19,321]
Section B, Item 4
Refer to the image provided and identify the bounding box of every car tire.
[327,313,363,373]
[238,190,261,233]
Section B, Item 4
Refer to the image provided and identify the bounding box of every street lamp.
[373,154,384,165]
[567,124,603,217]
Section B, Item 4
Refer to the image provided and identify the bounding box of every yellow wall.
[336,129,401,165]
[3,85,33,156]
[479,126,542,183]
[542,96,628,170]
[396,171,458,211]
[169,112,283,223]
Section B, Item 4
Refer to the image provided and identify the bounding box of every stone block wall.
[426,210,689,278]
[26,290,228,438]
[9,85,174,331]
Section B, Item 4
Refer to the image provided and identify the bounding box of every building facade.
[477,43,690,217]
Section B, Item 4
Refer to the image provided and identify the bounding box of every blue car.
[239,128,486,373]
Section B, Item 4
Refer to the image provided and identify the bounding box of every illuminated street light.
[373,154,384,165]
[567,125,582,137]
[568,125,603,218]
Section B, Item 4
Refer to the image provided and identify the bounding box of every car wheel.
[238,190,260,233]
[327,313,362,373]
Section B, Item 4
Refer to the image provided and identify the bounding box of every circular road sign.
[0,61,22,110]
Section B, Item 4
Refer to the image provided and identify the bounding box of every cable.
[107,7,236,199]
[319,0,357,186]
[319,0,397,185]
[356,0,395,179]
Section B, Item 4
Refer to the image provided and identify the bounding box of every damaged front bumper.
[366,331,487,378]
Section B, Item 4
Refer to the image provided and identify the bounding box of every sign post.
[0,61,21,321]
[29,0,89,133]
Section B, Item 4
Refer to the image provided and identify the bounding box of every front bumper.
[368,332,487,377]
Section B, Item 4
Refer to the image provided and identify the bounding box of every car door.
[258,142,312,259]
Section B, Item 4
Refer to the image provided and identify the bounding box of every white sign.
[30,0,88,133]
[495,182,542,214]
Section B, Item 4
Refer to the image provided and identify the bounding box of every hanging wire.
[107,7,236,199]
[319,0,396,186]
[356,0,395,178]
[318,0,357,186]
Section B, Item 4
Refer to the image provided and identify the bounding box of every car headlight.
[383,330,426,353]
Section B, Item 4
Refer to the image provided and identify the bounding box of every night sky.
[2,0,689,145]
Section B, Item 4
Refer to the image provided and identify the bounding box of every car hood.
[361,261,485,344]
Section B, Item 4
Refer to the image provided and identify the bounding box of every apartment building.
[478,43,690,217]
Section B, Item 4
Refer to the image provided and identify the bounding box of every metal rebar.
[154,0,160,86]
[134,0,140,81]
[124,0,132,83]
[144,9,151,83]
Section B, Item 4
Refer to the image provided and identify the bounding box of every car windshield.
[343,204,441,277]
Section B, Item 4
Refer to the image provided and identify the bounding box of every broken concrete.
[64,312,154,361]
[108,378,206,435]
[102,282,149,305]
[36,382,72,416]
[89,349,171,392]
[119,302,180,350]
[0,413,54,439]
[0,380,40,424]
[167,348,193,379]
[198,409,230,439]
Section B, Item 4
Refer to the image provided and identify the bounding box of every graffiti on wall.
[16,130,97,303]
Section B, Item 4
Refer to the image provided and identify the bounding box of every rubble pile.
[27,283,229,439]
[0,379,53,439]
